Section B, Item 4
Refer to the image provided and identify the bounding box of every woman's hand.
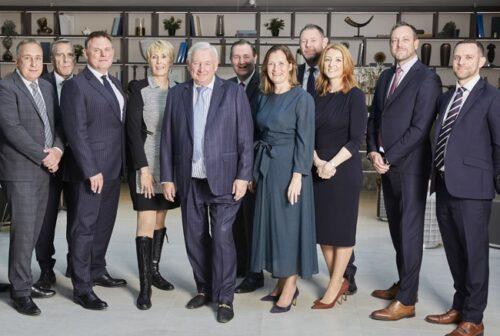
[318,161,336,179]
[140,167,155,199]
[287,173,302,205]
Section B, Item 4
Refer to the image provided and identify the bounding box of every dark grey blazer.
[0,71,64,181]
[160,76,254,197]
[229,71,260,115]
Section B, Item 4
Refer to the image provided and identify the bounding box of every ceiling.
[0,0,499,9]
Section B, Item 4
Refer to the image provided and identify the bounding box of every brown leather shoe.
[446,321,484,336]
[371,283,399,300]
[425,309,461,325]
[370,300,415,321]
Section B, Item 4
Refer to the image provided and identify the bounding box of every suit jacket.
[60,67,126,182]
[366,60,442,175]
[41,71,57,93]
[229,71,260,115]
[0,71,64,181]
[160,76,254,197]
[297,63,306,85]
[429,79,500,199]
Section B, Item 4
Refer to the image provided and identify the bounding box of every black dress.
[313,87,366,246]
[126,77,179,211]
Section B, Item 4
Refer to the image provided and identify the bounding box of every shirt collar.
[194,76,216,91]
[456,74,480,93]
[16,69,39,88]
[305,62,318,73]
[87,65,108,82]
[397,54,418,74]
[147,75,175,89]
[54,71,72,86]
[238,70,255,87]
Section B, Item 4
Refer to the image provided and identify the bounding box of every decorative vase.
[487,43,495,66]
[440,43,451,67]
[215,15,224,37]
[421,43,431,66]
[168,28,176,36]
[2,37,13,62]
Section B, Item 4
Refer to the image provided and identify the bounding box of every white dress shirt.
[54,71,73,103]
[87,65,125,121]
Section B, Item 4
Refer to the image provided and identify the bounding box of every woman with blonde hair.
[126,40,179,310]
[311,43,367,309]
[251,45,317,313]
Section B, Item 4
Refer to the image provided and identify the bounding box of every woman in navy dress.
[251,45,317,313]
[311,44,366,309]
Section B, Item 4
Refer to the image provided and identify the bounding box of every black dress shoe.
[31,284,56,298]
[35,270,56,289]
[73,291,108,310]
[186,294,210,309]
[93,272,127,288]
[12,296,41,316]
[0,283,10,292]
[217,303,234,323]
[346,274,357,295]
[235,273,264,294]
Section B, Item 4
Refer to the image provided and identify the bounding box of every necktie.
[387,66,402,97]
[239,82,246,89]
[434,87,466,171]
[101,75,121,117]
[306,66,316,97]
[30,82,53,148]
[193,86,208,162]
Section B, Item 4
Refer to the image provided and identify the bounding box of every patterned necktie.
[30,82,53,148]
[193,86,208,162]
[307,66,316,97]
[387,66,402,97]
[434,87,466,171]
[239,81,245,89]
[101,75,121,118]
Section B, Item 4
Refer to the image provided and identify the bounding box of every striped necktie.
[30,81,53,148]
[387,66,402,98]
[193,86,208,162]
[434,87,466,171]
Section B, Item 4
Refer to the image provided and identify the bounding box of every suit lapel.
[110,74,126,122]
[182,81,194,140]
[84,67,121,121]
[380,68,394,110]
[298,64,305,85]
[206,77,224,127]
[11,71,43,118]
[453,79,485,126]
[433,90,454,145]
[39,80,55,132]
[246,72,260,103]
[385,62,421,109]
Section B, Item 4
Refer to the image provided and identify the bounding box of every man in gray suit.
[161,42,253,323]
[0,39,64,315]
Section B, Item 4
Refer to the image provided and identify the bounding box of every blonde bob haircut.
[316,43,358,96]
[260,45,299,95]
[145,40,175,65]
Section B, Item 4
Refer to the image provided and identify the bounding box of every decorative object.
[438,21,456,38]
[421,43,432,66]
[215,15,224,37]
[340,41,350,49]
[81,27,91,36]
[492,17,500,39]
[440,43,451,67]
[355,64,386,106]
[1,20,17,36]
[356,41,365,66]
[476,14,484,38]
[74,44,83,63]
[373,51,386,66]
[135,18,145,36]
[2,36,13,62]
[36,17,53,35]
[487,43,495,67]
[344,16,373,37]
[163,16,182,36]
[264,18,285,37]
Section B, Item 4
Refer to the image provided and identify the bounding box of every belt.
[253,140,275,181]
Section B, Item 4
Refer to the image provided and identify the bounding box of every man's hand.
[368,151,390,174]
[89,173,104,194]
[232,179,248,201]
[139,167,155,199]
[48,164,59,174]
[162,182,176,202]
[42,147,62,172]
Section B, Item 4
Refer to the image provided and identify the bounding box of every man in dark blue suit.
[61,31,126,310]
[425,40,500,336]
[367,22,442,320]
[161,42,253,323]
[35,39,75,290]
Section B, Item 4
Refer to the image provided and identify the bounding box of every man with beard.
[228,39,263,294]
[298,24,358,295]
[367,22,441,321]
[425,40,500,336]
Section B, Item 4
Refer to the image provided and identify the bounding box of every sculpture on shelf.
[440,43,451,67]
[344,16,373,37]
[36,17,53,35]
[163,16,182,36]
[74,44,83,63]
[81,27,91,36]
[2,36,13,62]
[421,43,432,66]
[1,20,17,36]
[374,51,386,66]
[264,18,285,37]
[135,18,146,37]
[487,43,495,67]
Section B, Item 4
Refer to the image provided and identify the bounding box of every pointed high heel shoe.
[270,288,299,313]
[260,293,279,302]
[311,278,349,309]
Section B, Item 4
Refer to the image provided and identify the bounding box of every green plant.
[74,44,84,57]
[441,21,456,36]
[264,18,285,34]
[1,20,18,36]
[163,16,182,31]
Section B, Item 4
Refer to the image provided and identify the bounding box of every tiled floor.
[0,188,499,336]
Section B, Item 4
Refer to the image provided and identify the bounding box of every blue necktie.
[307,67,316,97]
[193,86,208,162]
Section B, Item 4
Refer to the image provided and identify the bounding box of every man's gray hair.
[51,38,73,57]
[187,42,219,63]
[16,38,42,56]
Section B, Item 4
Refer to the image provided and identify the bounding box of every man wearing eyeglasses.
[34,39,76,292]
[0,39,64,315]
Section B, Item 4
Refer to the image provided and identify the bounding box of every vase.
[2,37,13,62]
[440,43,451,67]
[421,43,431,66]
[271,29,279,37]
[216,15,224,37]
[168,28,176,36]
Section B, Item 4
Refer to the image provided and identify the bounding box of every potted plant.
[74,44,84,63]
[265,18,285,37]
[163,16,182,36]
[1,20,17,36]
[438,21,457,38]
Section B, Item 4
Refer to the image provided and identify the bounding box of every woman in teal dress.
[251,45,318,313]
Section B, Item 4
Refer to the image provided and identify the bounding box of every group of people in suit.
[0,20,498,335]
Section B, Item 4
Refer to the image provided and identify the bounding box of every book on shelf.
[111,16,122,36]
[58,14,75,35]
[188,15,196,36]
[476,14,484,38]
[176,42,188,63]
[41,42,51,63]
[236,29,257,37]
[195,15,202,36]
